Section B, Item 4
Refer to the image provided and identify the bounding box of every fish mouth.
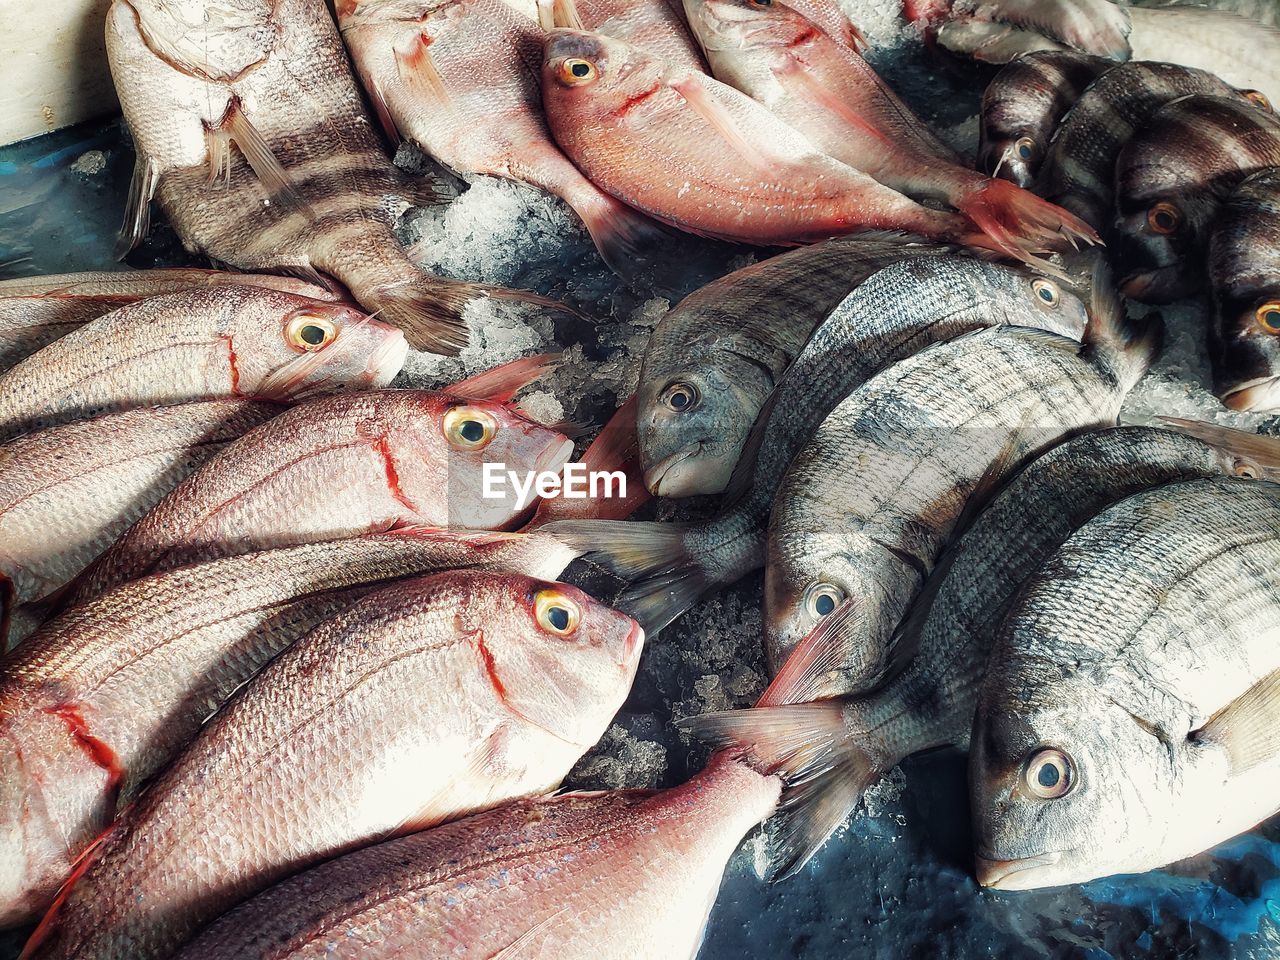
[536,437,577,475]
[975,851,1063,890]
[643,445,702,496]
[1219,376,1280,413]
[1118,266,1187,305]
[621,621,645,668]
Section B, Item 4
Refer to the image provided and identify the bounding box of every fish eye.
[1234,458,1261,479]
[442,406,498,449]
[1030,278,1060,308]
[754,0,773,5]
[558,58,598,86]
[1021,747,1075,800]
[661,382,700,412]
[802,582,846,620]
[1147,202,1182,235]
[534,588,581,636]
[1245,89,1272,112]
[284,314,338,352]
[1014,136,1035,161]
[1255,301,1280,334]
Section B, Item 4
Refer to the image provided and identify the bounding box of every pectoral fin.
[394,33,452,107]
[548,0,584,29]
[770,59,893,149]
[670,77,779,174]
[386,722,509,837]
[114,151,159,260]
[1194,670,1280,775]
[206,98,312,216]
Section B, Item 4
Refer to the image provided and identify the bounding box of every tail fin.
[1082,261,1163,392]
[450,353,560,403]
[681,701,884,879]
[1159,419,1280,481]
[956,178,1100,267]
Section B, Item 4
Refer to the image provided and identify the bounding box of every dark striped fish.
[1036,61,1250,229]
[684,422,1280,877]
[1208,166,1280,411]
[104,0,534,355]
[637,235,951,498]
[979,51,1114,188]
[1114,95,1280,303]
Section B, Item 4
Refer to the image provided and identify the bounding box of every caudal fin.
[681,701,883,879]
[1081,261,1163,392]
[1159,419,1280,480]
[956,177,1100,270]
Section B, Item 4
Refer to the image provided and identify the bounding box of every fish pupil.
[815,594,835,616]
[1037,763,1060,788]
[1018,144,1032,159]
[1266,311,1280,330]
[460,420,485,442]
[300,324,326,345]
[671,391,690,409]
[1038,288,1053,302]
[571,61,591,78]
[548,606,570,630]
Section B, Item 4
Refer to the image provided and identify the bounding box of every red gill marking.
[788,26,823,48]
[44,705,124,803]
[473,632,509,704]
[615,84,662,118]
[222,335,241,397]
[19,823,116,960]
[373,435,416,513]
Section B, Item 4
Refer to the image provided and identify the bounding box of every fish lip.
[621,621,645,668]
[536,437,577,475]
[1219,376,1280,413]
[643,446,700,496]
[975,851,1063,890]
[1118,267,1184,304]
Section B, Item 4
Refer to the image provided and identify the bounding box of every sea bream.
[541,0,707,70]
[0,526,579,929]
[0,269,340,373]
[0,399,284,648]
[539,29,1008,250]
[686,422,1280,876]
[978,51,1113,188]
[65,362,574,605]
[169,755,778,960]
[638,234,951,498]
[336,0,667,280]
[1208,166,1280,412]
[1114,94,1280,303]
[19,571,642,960]
[681,0,1098,264]
[551,257,1092,637]
[1035,61,1254,231]
[104,0,539,354]
[0,285,406,441]
[971,478,1280,889]
[907,0,1133,61]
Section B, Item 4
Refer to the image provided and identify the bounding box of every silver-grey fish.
[1208,166,1280,412]
[972,477,1280,889]
[685,421,1280,876]
[555,257,1091,637]
[638,235,950,498]
[1114,94,1280,303]
[978,51,1114,188]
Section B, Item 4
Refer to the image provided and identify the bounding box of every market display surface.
[1,0,1280,956]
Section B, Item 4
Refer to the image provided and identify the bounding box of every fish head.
[542,29,664,122]
[967,261,1090,340]
[122,0,277,81]
[1211,293,1280,413]
[976,131,1040,189]
[970,665,1173,890]
[682,0,809,53]
[469,575,644,748]
[1112,190,1214,304]
[416,394,575,527]
[252,302,409,400]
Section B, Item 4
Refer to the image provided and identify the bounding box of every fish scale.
[20,571,642,960]
[972,478,1280,888]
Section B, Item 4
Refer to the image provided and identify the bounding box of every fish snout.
[974,852,1063,890]
[1220,376,1280,414]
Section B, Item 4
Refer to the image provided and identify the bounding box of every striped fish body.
[169,756,777,960]
[1037,61,1245,229]
[637,235,951,498]
[105,0,470,354]
[979,51,1114,188]
[19,572,642,960]
[1114,94,1280,303]
[0,528,575,929]
[1208,167,1280,411]
[972,479,1280,888]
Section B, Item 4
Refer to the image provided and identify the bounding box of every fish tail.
[1082,260,1163,392]
[1159,419,1280,481]
[955,177,1101,264]
[362,276,475,356]
[680,703,882,879]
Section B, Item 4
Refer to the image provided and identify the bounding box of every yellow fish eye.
[1147,201,1181,236]
[443,406,497,449]
[1014,136,1035,161]
[1256,301,1280,334]
[1246,89,1272,112]
[534,589,581,635]
[802,582,846,620]
[1030,278,1060,308]
[559,58,598,86]
[284,314,338,352]
[1022,747,1075,800]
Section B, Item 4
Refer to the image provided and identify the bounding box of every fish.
[539,29,1004,250]
[0,399,284,649]
[1207,166,1280,412]
[1113,94,1280,304]
[684,421,1280,876]
[104,0,543,355]
[20,570,642,960]
[1036,61,1253,230]
[910,0,1134,61]
[169,754,778,960]
[638,234,951,498]
[549,256,1094,637]
[0,526,579,929]
[970,477,1280,889]
[336,0,668,281]
[681,0,1099,265]
[541,0,707,70]
[64,362,574,606]
[0,285,406,441]
[0,270,340,373]
[978,51,1114,188]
